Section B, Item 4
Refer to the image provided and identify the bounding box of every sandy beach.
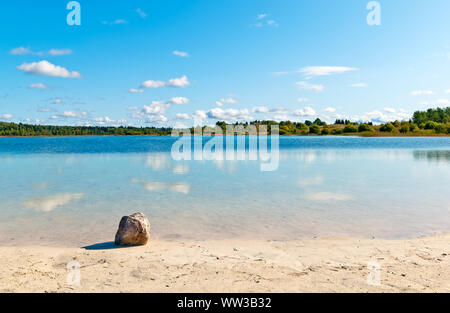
[0,233,448,293]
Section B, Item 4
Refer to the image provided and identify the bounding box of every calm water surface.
[0,136,449,246]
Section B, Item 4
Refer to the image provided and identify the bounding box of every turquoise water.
[0,136,449,246]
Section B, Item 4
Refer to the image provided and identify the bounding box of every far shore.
[1,133,449,138]
[1,233,449,293]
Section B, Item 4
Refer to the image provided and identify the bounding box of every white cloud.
[324,107,336,113]
[140,80,166,89]
[167,75,190,88]
[28,83,49,90]
[207,108,251,122]
[216,96,238,106]
[445,89,450,94]
[48,49,72,56]
[267,20,278,27]
[384,108,396,113]
[299,66,357,78]
[173,50,189,58]
[411,90,434,96]
[23,193,84,212]
[437,99,450,105]
[296,81,324,92]
[350,83,367,88]
[176,113,191,120]
[17,60,82,78]
[297,98,310,103]
[0,114,13,120]
[352,110,410,124]
[50,111,88,120]
[129,88,144,93]
[10,47,33,55]
[293,107,316,117]
[193,110,207,119]
[136,8,147,19]
[53,98,62,104]
[170,97,190,105]
[139,75,190,89]
[133,97,188,125]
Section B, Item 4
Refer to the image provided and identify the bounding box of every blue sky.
[1,0,450,127]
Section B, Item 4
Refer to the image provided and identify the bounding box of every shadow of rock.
[82,241,138,250]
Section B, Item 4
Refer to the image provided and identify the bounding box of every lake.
[0,136,449,246]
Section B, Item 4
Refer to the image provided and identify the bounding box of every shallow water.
[0,136,449,246]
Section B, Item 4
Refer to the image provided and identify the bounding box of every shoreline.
[1,134,450,138]
[1,233,449,293]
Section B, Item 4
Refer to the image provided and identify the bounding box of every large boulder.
[114,213,151,246]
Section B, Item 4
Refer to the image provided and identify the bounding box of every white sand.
[0,233,449,293]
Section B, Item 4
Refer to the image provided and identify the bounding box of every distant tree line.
[0,123,172,137]
[1,107,449,137]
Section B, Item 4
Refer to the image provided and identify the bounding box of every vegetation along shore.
[1,107,449,137]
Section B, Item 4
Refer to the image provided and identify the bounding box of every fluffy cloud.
[437,99,450,105]
[216,96,238,106]
[17,60,82,78]
[170,97,189,105]
[140,80,166,89]
[411,90,434,96]
[445,89,450,94]
[132,97,189,125]
[299,66,357,78]
[28,83,49,89]
[139,75,190,89]
[296,81,324,92]
[297,98,310,103]
[167,75,190,87]
[324,107,336,113]
[193,110,207,119]
[10,47,33,55]
[352,109,410,124]
[293,107,316,117]
[176,113,191,120]
[0,114,13,120]
[207,108,251,122]
[173,50,189,58]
